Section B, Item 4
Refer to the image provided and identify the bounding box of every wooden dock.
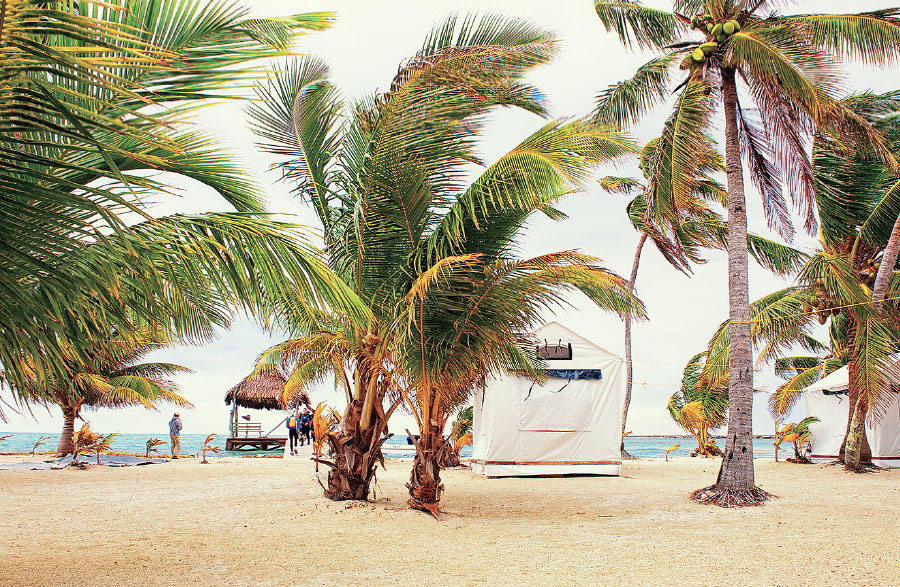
[225,437,287,451]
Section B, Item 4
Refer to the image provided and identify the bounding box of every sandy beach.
[0,454,897,587]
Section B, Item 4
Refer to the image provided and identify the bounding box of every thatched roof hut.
[224,369,309,411]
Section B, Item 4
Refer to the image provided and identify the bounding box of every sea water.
[0,432,776,459]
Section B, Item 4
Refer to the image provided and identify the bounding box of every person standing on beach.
[286,412,300,455]
[169,412,182,458]
[299,407,313,446]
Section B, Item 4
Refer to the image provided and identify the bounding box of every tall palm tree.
[249,15,642,503]
[594,0,900,505]
[7,328,193,456]
[0,1,367,402]
[601,138,804,456]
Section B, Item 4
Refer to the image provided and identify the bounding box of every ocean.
[0,432,778,460]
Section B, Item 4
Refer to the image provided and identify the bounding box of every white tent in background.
[803,365,900,468]
[471,322,623,477]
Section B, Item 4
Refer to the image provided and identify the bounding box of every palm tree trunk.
[407,422,446,517]
[621,232,648,458]
[842,337,873,471]
[693,69,769,507]
[872,213,900,312]
[57,405,79,456]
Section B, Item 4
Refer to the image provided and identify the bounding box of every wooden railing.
[235,422,263,438]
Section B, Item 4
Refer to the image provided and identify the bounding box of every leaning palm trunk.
[621,233,648,457]
[693,70,769,507]
[57,405,79,456]
[871,213,900,312]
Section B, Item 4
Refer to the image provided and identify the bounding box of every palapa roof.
[224,369,310,411]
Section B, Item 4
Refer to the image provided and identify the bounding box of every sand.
[0,453,897,587]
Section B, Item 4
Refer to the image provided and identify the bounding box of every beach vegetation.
[9,329,194,456]
[0,0,368,420]
[91,433,119,465]
[668,353,727,458]
[594,0,900,505]
[778,417,820,464]
[311,403,342,472]
[249,14,642,510]
[199,434,221,464]
[145,438,167,458]
[665,442,680,461]
[70,422,103,467]
[32,435,52,456]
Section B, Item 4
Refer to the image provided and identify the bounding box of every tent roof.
[533,321,622,361]
[804,359,900,394]
[224,369,309,411]
[804,366,849,393]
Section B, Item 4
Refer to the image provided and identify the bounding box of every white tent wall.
[472,322,623,476]
[803,365,900,468]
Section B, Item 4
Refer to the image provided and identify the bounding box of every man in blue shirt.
[299,408,313,446]
[169,413,182,458]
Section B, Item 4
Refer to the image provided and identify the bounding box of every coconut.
[699,41,718,54]
[692,48,705,62]
[706,23,714,33]
[712,23,724,37]
[730,19,741,32]
[818,313,828,325]
[724,21,735,35]
[691,16,699,28]
[716,33,728,44]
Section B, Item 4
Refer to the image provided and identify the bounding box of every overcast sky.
[4,0,899,438]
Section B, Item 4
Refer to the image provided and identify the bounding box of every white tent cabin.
[471,322,624,477]
[803,365,900,468]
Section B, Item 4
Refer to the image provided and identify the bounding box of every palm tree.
[698,92,900,471]
[601,139,804,457]
[668,353,729,457]
[594,0,900,505]
[249,15,642,504]
[11,329,194,456]
[394,248,642,513]
[0,1,365,402]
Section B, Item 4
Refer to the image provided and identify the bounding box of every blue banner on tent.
[545,369,602,380]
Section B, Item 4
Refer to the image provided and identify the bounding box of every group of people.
[286,407,314,455]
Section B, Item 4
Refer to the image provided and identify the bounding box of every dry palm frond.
[454,432,473,452]
[31,435,51,456]
[70,423,102,467]
[92,434,118,465]
[665,442,680,461]
[312,402,342,470]
[145,438,166,458]
[199,434,221,464]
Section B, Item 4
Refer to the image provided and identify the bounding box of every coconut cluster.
[803,278,840,325]
[687,14,741,64]
[858,256,882,287]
